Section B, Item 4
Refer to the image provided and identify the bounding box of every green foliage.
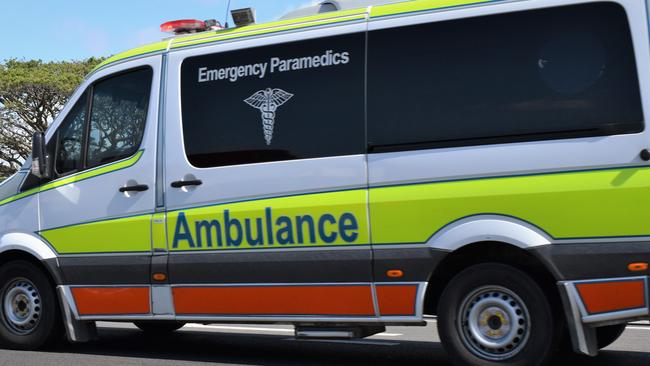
[0,58,103,178]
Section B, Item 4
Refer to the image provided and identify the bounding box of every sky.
[0,0,316,62]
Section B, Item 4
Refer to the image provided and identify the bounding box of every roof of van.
[279,0,409,20]
[92,0,493,73]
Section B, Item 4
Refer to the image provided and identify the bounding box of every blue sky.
[0,0,314,62]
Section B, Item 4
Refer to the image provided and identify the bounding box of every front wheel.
[0,260,61,350]
[437,263,560,366]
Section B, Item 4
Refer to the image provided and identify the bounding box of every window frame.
[51,66,154,179]
[177,31,367,170]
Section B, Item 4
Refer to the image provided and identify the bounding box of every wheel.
[437,263,560,366]
[134,321,185,333]
[0,260,61,350]
[596,323,626,350]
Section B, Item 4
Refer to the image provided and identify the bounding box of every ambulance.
[0,0,649,364]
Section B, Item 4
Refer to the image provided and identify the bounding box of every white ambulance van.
[0,0,649,365]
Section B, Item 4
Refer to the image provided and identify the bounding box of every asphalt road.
[0,320,648,366]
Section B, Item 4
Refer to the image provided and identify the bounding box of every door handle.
[171,179,203,188]
[641,149,650,162]
[119,184,149,193]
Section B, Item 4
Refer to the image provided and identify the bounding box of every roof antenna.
[224,0,233,28]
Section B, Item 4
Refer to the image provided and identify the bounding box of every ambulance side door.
[164,24,375,319]
[38,58,159,310]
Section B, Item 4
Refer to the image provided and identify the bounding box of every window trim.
[368,123,644,154]
[53,91,88,178]
[51,66,154,179]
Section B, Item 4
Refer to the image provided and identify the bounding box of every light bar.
[160,19,207,34]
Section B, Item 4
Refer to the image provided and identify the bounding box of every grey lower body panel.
[54,247,443,286]
[531,241,650,280]
[168,248,373,284]
[57,255,151,285]
[43,258,65,285]
[373,247,447,282]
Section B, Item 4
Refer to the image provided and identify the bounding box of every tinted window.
[367,2,643,152]
[55,93,87,175]
[181,33,365,168]
[87,68,152,168]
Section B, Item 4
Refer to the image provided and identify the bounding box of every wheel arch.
[0,232,63,285]
[426,214,553,251]
[423,241,562,317]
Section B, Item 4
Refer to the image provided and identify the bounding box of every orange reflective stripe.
[375,285,418,316]
[173,285,375,316]
[72,287,150,315]
[576,280,646,314]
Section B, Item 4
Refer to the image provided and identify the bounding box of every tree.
[0,58,103,178]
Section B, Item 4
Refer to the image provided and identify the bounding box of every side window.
[87,68,152,168]
[55,92,87,175]
[52,67,152,178]
[367,2,644,152]
[180,33,365,168]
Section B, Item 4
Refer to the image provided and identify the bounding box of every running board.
[295,326,386,339]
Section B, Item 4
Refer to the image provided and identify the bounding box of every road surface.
[0,320,648,365]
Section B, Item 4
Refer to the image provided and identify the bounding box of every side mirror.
[31,132,50,179]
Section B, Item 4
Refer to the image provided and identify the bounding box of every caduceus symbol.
[244,88,294,145]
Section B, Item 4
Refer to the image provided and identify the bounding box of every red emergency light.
[160,19,207,34]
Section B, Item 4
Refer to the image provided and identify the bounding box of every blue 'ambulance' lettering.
[172,207,359,249]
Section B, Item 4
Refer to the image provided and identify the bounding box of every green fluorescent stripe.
[39,213,153,254]
[35,164,650,254]
[370,166,650,243]
[93,42,168,71]
[0,151,144,207]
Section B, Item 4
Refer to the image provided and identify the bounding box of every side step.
[295,326,386,339]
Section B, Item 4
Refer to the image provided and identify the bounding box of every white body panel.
[0,197,39,242]
[39,57,161,232]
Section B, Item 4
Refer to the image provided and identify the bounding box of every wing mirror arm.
[31,132,51,180]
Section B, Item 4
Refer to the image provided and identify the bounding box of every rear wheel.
[134,321,185,333]
[0,260,61,350]
[437,263,560,366]
[596,323,626,350]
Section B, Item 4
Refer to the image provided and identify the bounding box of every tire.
[596,323,626,350]
[0,260,62,350]
[437,263,560,366]
[134,321,185,333]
